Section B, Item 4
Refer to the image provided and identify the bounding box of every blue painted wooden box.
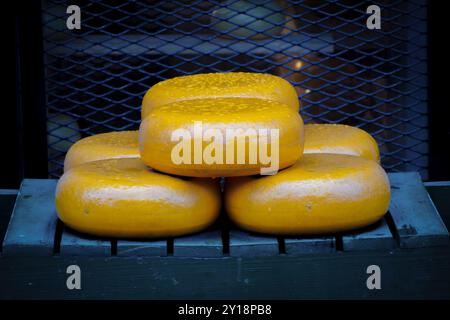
[0,172,449,299]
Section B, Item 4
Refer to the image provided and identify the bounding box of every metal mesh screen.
[42,0,428,178]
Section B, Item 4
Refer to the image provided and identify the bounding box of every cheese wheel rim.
[225,153,390,235]
[304,123,380,162]
[56,158,221,238]
[64,131,140,172]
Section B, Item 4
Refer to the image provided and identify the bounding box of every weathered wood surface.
[389,172,449,248]
[229,230,279,257]
[343,217,396,251]
[174,230,223,257]
[0,248,448,299]
[117,239,167,257]
[284,236,335,254]
[2,179,58,256]
[60,226,111,256]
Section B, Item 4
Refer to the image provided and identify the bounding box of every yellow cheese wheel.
[225,154,390,235]
[56,158,221,238]
[141,72,299,118]
[304,124,380,162]
[64,131,140,172]
[139,98,304,177]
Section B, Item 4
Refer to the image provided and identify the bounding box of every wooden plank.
[0,189,19,195]
[389,172,449,248]
[285,236,335,255]
[2,179,58,256]
[173,231,222,257]
[424,181,450,187]
[1,247,449,299]
[343,217,396,251]
[229,230,279,257]
[60,226,111,256]
[117,239,167,257]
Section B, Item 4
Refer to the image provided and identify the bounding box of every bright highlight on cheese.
[55,158,221,238]
[170,121,280,175]
[139,97,303,177]
[225,153,391,235]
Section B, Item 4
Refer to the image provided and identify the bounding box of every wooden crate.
[0,172,449,299]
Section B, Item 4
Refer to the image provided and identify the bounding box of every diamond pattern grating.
[42,0,428,178]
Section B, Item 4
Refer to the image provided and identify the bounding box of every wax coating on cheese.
[64,131,140,172]
[225,153,390,235]
[304,124,380,162]
[56,158,221,238]
[139,98,304,177]
[142,72,300,118]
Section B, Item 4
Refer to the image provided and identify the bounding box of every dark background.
[427,0,450,182]
[2,0,450,189]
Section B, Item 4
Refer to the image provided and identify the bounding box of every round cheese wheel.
[225,153,390,235]
[139,98,304,177]
[64,131,140,172]
[141,72,299,118]
[304,124,380,162]
[56,158,221,238]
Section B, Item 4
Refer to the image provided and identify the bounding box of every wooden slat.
[343,217,396,251]
[60,226,111,256]
[389,172,449,248]
[229,230,279,257]
[117,239,167,257]
[424,181,450,187]
[1,246,450,299]
[0,189,19,195]
[285,236,335,254]
[2,179,58,256]
[174,231,222,257]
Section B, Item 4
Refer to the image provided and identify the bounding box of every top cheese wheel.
[139,98,304,177]
[304,124,380,162]
[56,158,221,238]
[141,72,299,118]
[64,124,378,172]
[64,131,140,172]
[225,153,390,235]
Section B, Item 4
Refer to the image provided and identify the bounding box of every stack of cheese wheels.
[56,72,390,238]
